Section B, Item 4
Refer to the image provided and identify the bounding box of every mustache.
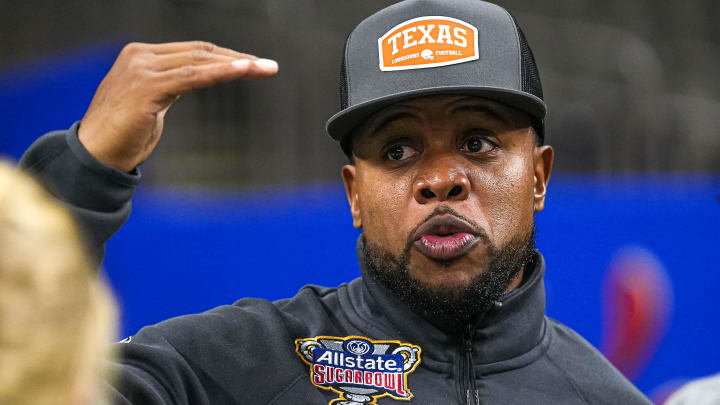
[402,206,491,255]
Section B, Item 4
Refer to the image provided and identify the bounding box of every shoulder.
[119,285,346,403]
[141,282,349,349]
[544,318,652,405]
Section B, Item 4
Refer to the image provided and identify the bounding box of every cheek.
[474,154,535,245]
[357,169,414,250]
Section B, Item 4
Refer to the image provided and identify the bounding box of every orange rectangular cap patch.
[378,16,479,71]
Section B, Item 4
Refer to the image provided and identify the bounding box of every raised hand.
[77,41,278,172]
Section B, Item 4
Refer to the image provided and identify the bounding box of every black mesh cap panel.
[514,19,543,101]
[512,15,545,143]
[339,34,354,158]
[339,33,351,111]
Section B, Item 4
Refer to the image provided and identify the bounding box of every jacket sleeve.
[18,122,140,264]
[104,327,212,405]
[104,301,311,405]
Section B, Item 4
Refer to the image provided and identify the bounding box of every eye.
[460,136,496,154]
[386,145,419,161]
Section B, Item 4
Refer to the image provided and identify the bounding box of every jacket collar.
[349,236,548,370]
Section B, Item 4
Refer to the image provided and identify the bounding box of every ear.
[533,145,554,212]
[341,164,362,229]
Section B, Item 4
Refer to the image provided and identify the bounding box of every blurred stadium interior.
[2,0,720,187]
[1,1,719,403]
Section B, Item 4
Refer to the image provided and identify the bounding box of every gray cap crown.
[327,0,545,150]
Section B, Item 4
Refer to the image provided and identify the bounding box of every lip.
[412,215,481,261]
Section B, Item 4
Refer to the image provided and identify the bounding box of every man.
[20,0,651,404]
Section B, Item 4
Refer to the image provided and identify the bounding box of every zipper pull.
[464,324,478,405]
[464,324,474,352]
[466,387,480,404]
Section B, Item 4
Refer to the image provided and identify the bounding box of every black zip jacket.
[19,124,652,405]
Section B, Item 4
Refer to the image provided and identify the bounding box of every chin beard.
[363,225,536,332]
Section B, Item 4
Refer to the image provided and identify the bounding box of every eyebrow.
[360,100,513,141]
[364,110,419,139]
[450,104,510,126]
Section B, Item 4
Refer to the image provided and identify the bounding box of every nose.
[412,162,471,204]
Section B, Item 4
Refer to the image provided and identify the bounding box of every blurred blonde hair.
[0,161,117,405]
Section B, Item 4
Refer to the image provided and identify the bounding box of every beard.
[363,209,536,331]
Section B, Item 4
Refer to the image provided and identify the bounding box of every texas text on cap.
[326,0,546,155]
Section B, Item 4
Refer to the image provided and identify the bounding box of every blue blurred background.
[1,1,719,402]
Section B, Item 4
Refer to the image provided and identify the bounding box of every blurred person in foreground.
[0,161,116,405]
[18,0,651,404]
[664,374,720,405]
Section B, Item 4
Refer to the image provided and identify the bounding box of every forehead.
[354,95,530,140]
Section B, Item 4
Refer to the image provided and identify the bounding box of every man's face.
[342,95,553,310]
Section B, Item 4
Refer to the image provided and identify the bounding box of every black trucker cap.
[326,0,546,155]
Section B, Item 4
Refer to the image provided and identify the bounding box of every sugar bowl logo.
[295,335,421,405]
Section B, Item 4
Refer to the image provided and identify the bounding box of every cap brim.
[326,85,546,141]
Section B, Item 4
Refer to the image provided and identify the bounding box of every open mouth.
[413,215,481,261]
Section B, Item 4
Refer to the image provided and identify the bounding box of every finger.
[153,51,237,72]
[147,41,216,54]
[237,58,279,79]
[147,41,259,61]
[158,58,278,95]
[210,47,259,61]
